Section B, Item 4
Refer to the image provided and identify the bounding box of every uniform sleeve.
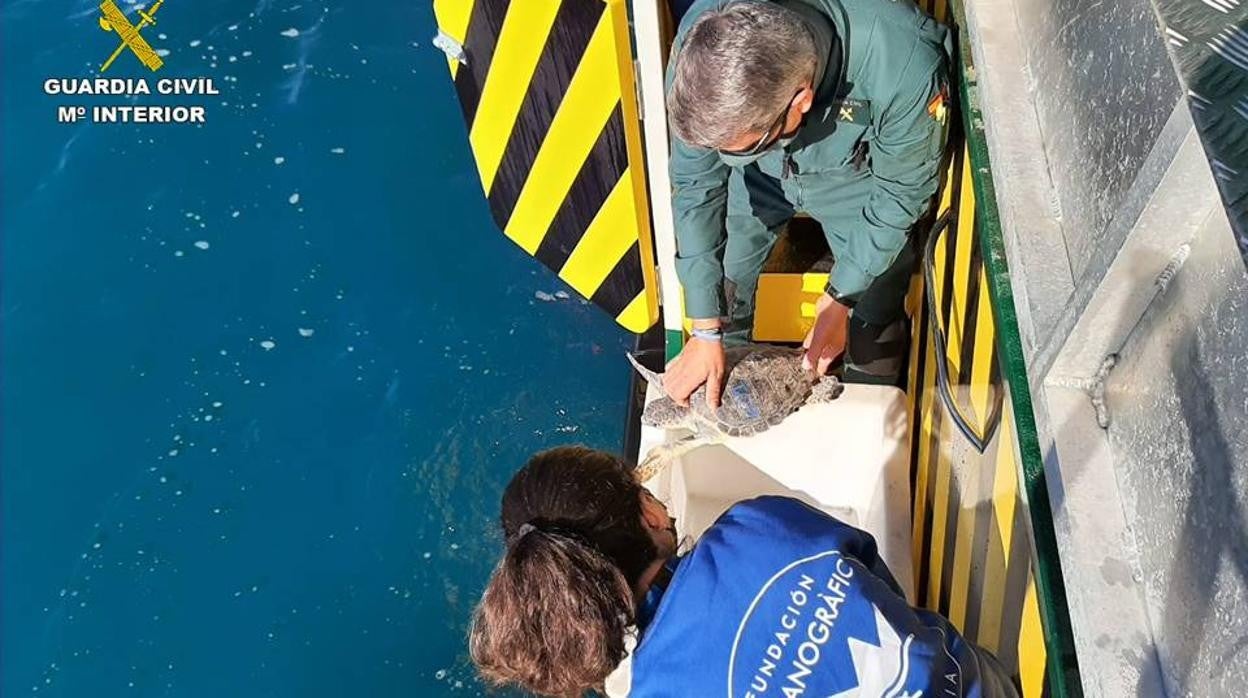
[827,50,949,302]
[669,137,731,319]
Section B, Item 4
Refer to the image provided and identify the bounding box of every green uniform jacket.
[667,0,951,318]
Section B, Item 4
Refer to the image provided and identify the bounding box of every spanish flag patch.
[927,83,949,125]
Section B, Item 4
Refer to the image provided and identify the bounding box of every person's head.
[669,1,819,154]
[469,446,676,697]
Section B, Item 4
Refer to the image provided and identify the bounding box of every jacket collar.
[776,0,843,104]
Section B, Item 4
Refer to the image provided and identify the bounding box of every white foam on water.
[274,156,285,165]
[155,49,170,57]
[174,250,184,257]
[330,147,345,154]
[189,39,202,47]
[167,449,178,457]
[534,291,555,302]
[298,328,314,337]
[158,33,167,40]
[280,28,299,37]
[203,414,214,422]
[259,339,276,351]
[231,210,241,217]
[213,401,223,408]
[554,290,570,299]
[194,240,210,250]
[288,193,300,205]
[242,50,253,57]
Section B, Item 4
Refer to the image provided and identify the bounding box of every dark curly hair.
[470,446,657,697]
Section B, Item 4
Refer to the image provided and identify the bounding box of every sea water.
[1,1,631,695]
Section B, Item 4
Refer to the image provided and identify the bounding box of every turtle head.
[642,397,691,429]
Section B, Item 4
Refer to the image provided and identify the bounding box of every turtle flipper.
[627,352,665,389]
[642,396,691,428]
[634,437,703,482]
[809,375,845,403]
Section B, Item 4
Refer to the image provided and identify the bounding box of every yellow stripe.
[992,404,1018,555]
[926,413,954,609]
[504,15,620,254]
[948,464,977,630]
[977,411,1016,650]
[432,0,474,79]
[559,173,636,296]
[931,217,949,320]
[606,0,660,330]
[946,168,976,375]
[1018,576,1049,697]
[616,290,652,333]
[921,216,954,609]
[938,148,957,216]
[969,270,997,428]
[911,331,940,588]
[468,1,562,193]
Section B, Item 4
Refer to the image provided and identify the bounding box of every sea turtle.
[628,344,844,481]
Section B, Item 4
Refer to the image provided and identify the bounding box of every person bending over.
[663,0,951,398]
[470,446,1017,697]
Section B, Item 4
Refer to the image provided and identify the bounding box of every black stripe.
[998,504,1032,675]
[938,223,959,344]
[591,241,644,317]
[531,105,628,271]
[487,0,606,222]
[937,460,961,616]
[958,236,984,386]
[908,289,930,494]
[454,0,508,129]
[916,389,943,606]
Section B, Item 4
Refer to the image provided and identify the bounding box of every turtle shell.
[686,345,814,437]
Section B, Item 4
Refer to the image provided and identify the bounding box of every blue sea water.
[1,1,633,695]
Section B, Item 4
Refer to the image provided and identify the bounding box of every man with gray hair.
[661,0,950,407]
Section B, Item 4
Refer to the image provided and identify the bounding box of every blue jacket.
[629,497,1015,697]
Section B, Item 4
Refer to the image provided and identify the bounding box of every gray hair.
[669,2,818,149]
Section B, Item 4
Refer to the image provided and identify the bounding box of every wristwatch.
[823,280,859,308]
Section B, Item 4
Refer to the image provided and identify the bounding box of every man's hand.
[664,334,726,408]
[802,293,850,375]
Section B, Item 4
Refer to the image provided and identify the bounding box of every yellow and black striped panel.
[904,140,1049,697]
[432,0,660,333]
